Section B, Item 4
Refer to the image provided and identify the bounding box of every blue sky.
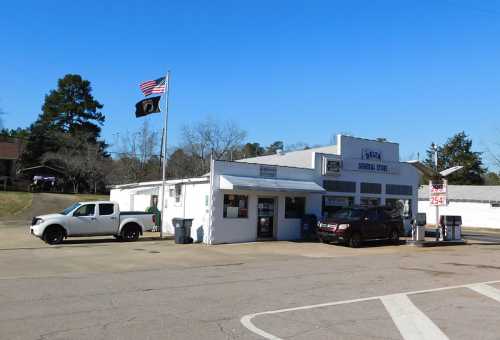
[1,0,499,169]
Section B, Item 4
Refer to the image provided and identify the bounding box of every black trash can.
[301,214,318,240]
[173,218,194,244]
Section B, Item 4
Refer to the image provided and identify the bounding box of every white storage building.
[418,185,500,229]
[111,135,421,244]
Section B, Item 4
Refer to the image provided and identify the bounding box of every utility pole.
[431,142,440,240]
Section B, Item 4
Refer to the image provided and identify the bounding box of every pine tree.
[22,74,105,166]
[424,132,486,185]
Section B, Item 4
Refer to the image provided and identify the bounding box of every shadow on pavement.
[292,238,405,248]
[60,235,173,245]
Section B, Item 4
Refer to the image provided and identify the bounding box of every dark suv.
[317,206,403,248]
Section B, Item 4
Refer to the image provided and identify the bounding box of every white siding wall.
[132,194,151,211]
[110,187,160,212]
[110,188,132,211]
[162,182,210,242]
[418,201,500,229]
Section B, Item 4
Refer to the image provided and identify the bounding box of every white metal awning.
[130,186,160,195]
[219,175,326,193]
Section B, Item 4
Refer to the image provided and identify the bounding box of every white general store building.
[110,135,421,244]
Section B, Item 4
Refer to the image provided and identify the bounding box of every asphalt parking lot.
[1,223,500,339]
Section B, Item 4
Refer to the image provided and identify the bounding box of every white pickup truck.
[30,201,156,244]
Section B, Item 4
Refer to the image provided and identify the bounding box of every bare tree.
[180,118,246,175]
[111,119,161,183]
[119,119,159,164]
[42,132,108,193]
[43,145,87,194]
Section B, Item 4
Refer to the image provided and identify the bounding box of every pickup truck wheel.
[43,226,64,245]
[390,229,400,244]
[122,225,140,242]
[348,233,362,248]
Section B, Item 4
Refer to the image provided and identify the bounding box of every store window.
[323,180,356,193]
[386,184,412,196]
[285,197,306,219]
[360,197,380,207]
[386,198,412,218]
[361,182,381,194]
[223,194,248,218]
[322,196,354,219]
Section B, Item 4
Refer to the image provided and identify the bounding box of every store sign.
[324,196,350,207]
[322,157,341,176]
[362,148,382,161]
[259,165,277,178]
[429,180,448,206]
[341,158,398,174]
[357,162,388,172]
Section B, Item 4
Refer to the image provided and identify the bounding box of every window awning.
[219,175,326,193]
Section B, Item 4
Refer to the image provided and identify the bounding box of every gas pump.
[412,213,426,241]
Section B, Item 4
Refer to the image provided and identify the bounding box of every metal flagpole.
[160,71,170,239]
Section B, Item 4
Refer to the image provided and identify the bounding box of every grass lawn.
[71,194,110,202]
[0,191,33,218]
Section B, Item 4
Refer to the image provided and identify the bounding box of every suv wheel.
[390,229,400,244]
[318,237,329,244]
[349,233,362,248]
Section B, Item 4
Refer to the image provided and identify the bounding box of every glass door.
[257,197,275,238]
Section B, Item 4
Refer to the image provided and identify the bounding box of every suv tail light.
[152,214,156,224]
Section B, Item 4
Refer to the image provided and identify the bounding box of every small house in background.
[18,165,65,192]
[0,136,24,190]
[111,135,421,244]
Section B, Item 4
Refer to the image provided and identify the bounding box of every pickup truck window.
[61,203,81,215]
[99,204,114,216]
[74,204,95,217]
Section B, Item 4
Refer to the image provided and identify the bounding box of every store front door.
[257,197,275,239]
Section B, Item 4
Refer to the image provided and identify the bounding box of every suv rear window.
[365,209,379,221]
[99,204,114,216]
[330,208,364,220]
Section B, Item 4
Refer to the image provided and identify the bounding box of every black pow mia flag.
[135,96,161,118]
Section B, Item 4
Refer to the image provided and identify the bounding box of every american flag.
[140,77,167,96]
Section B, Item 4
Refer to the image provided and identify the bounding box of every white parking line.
[468,283,500,303]
[381,294,449,340]
[240,279,500,340]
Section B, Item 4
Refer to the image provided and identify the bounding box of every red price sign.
[430,195,447,206]
[430,180,447,194]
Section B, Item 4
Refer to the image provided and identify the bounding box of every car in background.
[317,206,404,248]
[30,201,156,244]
